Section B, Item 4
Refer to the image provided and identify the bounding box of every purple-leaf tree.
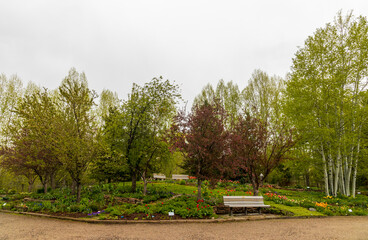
[230,114,295,196]
[170,100,231,200]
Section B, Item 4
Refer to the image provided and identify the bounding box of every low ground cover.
[1,181,367,220]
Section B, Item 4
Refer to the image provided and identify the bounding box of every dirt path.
[1,212,368,240]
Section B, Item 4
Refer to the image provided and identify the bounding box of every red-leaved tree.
[230,114,295,196]
[170,101,230,200]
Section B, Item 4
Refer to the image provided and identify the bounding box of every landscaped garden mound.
[1,180,368,220]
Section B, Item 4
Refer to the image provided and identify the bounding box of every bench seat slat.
[224,204,270,208]
[224,201,264,205]
[223,196,270,215]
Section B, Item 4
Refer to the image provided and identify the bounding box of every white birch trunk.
[328,152,334,195]
[352,131,361,198]
[345,152,352,196]
[333,148,341,197]
[339,163,346,195]
[321,143,330,196]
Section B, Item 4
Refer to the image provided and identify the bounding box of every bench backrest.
[153,173,166,179]
[223,196,266,206]
[172,174,189,180]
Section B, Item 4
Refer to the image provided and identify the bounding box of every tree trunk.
[197,179,202,200]
[71,180,76,195]
[328,152,334,196]
[43,181,48,194]
[321,144,330,195]
[339,163,346,196]
[252,179,259,196]
[352,137,360,197]
[131,173,137,192]
[143,172,147,196]
[50,174,56,190]
[305,171,310,187]
[76,182,82,203]
[333,148,341,197]
[333,163,339,197]
[28,177,35,192]
[28,183,33,192]
[345,153,352,196]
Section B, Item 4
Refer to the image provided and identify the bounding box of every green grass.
[266,201,325,217]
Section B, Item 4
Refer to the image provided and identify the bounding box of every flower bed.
[1,181,368,219]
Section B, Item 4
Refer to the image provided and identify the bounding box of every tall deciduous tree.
[284,11,368,197]
[1,89,63,193]
[170,100,230,200]
[103,77,180,192]
[193,80,242,126]
[0,74,23,145]
[242,69,284,128]
[90,89,123,183]
[96,89,120,127]
[58,68,97,202]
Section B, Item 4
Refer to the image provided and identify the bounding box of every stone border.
[0,209,327,224]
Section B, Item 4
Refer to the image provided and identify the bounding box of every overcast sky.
[1,0,368,106]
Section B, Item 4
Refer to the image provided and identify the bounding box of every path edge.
[0,209,328,224]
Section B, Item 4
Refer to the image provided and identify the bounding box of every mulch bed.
[113,213,183,220]
[104,195,142,204]
[44,211,89,218]
[16,211,213,220]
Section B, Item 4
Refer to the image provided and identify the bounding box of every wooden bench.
[223,196,270,215]
[171,174,189,180]
[153,173,166,180]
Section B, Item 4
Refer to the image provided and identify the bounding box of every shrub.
[68,204,85,212]
[7,189,16,194]
[110,208,123,217]
[88,202,100,212]
[36,187,51,194]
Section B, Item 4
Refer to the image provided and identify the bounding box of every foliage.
[103,77,180,193]
[170,100,230,199]
[2,181,368,219]
[242,69,284,129]
[267,202,324,217]
[193,80,242,126]
[58,68,97,202]
[1,88,63,192]
[230,114,295,195]
[284,11,368,197]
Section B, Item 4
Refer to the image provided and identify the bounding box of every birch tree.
[0,74,23,145]
[242,69,284,129]
[285,11,368,197]
[193,80,242,126]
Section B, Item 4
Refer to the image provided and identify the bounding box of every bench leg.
[258,207,261,214]
[245,207,247,215]
[230,207,233,216]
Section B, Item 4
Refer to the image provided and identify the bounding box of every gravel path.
[1,212,368,240]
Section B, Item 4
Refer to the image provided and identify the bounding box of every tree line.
[1,11,368,200]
